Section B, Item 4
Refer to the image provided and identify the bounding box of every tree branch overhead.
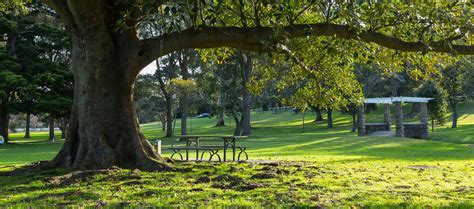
[141,23,473,66]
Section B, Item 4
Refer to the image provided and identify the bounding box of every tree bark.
[357,105,365,136]
[156,70,174,138]
[47,1,168,171]
[314,108,324,122]
[180,102,188,136]
[49,118,55,141]
[56,117,68,139]
[450,101,458,128]
[232,112,242,136]
[215,81,226,127]
[351,113,357,132]
[326,108,333,129]
[24,113,31,139]
[158,114,166,131]
[179,53,190,136]
[237,52,252,136]
[0,106,9,143]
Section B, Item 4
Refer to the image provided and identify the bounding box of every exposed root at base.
[139,158,176,172]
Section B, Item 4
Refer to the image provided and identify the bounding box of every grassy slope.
[0,101,472,207]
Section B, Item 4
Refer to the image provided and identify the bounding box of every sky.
[140,62,157,75]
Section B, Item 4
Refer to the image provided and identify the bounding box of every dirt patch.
[229,166,242,173]
[251,171,277,179]
[142,190,157,197]
[211,174,264,191]
[395,185,412,189]
[238,182,265,191]
[407,165,438,170]
[259,162,280,167]
[190,188,204,192]
[211,174,244,190]
[196,176,211,183]
[122,180,143,186]
[454,186,472,193]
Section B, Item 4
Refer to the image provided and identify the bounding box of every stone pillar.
[395,101,404,137]
[357,105,365,136]
[419,102,429,139]
[383,104,391,130]
[420,102,428,125]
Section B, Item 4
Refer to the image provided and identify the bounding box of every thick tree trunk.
[24,113,31,139]
[326,108,333,129]
[0,106,9,143]
[49,118,55,141]
[49,4,168,171]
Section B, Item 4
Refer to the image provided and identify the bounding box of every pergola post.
[383,104,391,130]
[420,102,428,125]
[419,102,429,138]
[357,104,365,136]
[394,101,404,137]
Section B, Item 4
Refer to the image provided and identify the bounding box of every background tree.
[134,74,166,126]
[176,49,202,136]
[235,51,253,136]
[1,3,71,142]
[415,80,449,131]
[155,55,179,137]
[0,50,24,143]
[441,59,473,128]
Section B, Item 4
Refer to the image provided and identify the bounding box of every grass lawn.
[0,101,473,207]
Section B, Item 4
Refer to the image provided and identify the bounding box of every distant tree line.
[0,2,72,143]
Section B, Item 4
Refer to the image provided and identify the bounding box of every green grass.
[0,101,473,207]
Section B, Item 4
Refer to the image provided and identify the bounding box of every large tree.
[11,1,471,170]
[441,59,473,128]
[0,3,71,142]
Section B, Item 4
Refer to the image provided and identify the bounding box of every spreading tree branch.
[140,23,473,67]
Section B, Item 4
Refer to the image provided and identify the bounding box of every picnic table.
[170,135,248,162]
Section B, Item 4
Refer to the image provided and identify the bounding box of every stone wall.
[365,123,390,134]
[403,123,429,139]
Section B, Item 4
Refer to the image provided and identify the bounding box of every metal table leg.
[232,139,236,161]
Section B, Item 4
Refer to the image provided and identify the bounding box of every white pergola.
[358,96,433,139]
[365,97,433,104]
